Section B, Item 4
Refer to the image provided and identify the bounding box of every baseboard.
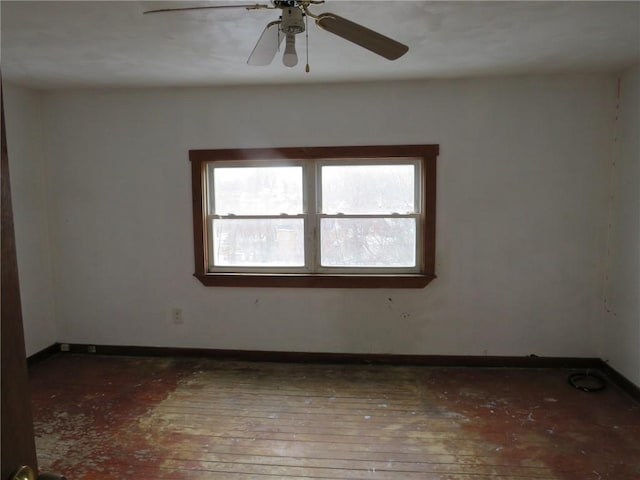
[596,361,640,403]
[56,343,603,368]
[40,343,639,403]
[27,343,60,367]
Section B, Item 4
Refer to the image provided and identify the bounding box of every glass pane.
[321,164,415,214]
[212,218,304,267]
[211,166,303,215]
[321,218,416,267]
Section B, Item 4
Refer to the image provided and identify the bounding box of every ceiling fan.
[143,1,409,69]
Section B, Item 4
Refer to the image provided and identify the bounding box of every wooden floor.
[29,354,640,480]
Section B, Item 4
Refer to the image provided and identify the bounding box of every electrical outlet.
[60,343,70,352]
[88,345,97,353]
[171,308,183,324]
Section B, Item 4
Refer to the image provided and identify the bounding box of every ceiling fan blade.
[315,13,408,60]
[247,21,283,66]
[143,4,269,14]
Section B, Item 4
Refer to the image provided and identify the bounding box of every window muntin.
[190,145,438,288]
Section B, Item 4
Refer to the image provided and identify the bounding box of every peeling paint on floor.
[30,355,640,479]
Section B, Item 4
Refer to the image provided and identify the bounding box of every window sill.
[194,273,436,288]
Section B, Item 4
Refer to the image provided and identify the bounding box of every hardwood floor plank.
[29,355,640,480]
[94,448,558,477]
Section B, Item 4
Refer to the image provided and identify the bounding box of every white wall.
[4,84,57,356]
[39,74,614,357]
[601,65,640,386]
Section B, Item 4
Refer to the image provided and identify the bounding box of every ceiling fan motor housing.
[280,7,305,35]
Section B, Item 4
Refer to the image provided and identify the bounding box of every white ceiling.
[2,1,639,90]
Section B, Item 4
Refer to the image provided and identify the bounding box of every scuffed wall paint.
[601,65,640,386]
[4,83,57,356]
[35,75,613,357]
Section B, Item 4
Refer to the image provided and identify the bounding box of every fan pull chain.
[305,13,310,73]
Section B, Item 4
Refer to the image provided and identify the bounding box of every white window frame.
[314,157,423,274]
[205,158,422,275]
[205,160,309,274]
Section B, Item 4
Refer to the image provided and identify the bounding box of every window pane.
[212,166,303,215]
[321,218,416,267]
[212,219,304,267]
[321,164,415,214]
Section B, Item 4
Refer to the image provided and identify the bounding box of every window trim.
[190,145,438,288]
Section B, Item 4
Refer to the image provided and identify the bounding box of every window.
[190,145,438,288]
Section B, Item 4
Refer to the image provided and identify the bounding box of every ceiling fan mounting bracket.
[273,0,299,8]
[272,0,324,9]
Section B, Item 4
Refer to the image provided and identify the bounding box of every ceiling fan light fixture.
[283,34,298,67]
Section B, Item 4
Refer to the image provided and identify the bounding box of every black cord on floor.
[568,371,607,392]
